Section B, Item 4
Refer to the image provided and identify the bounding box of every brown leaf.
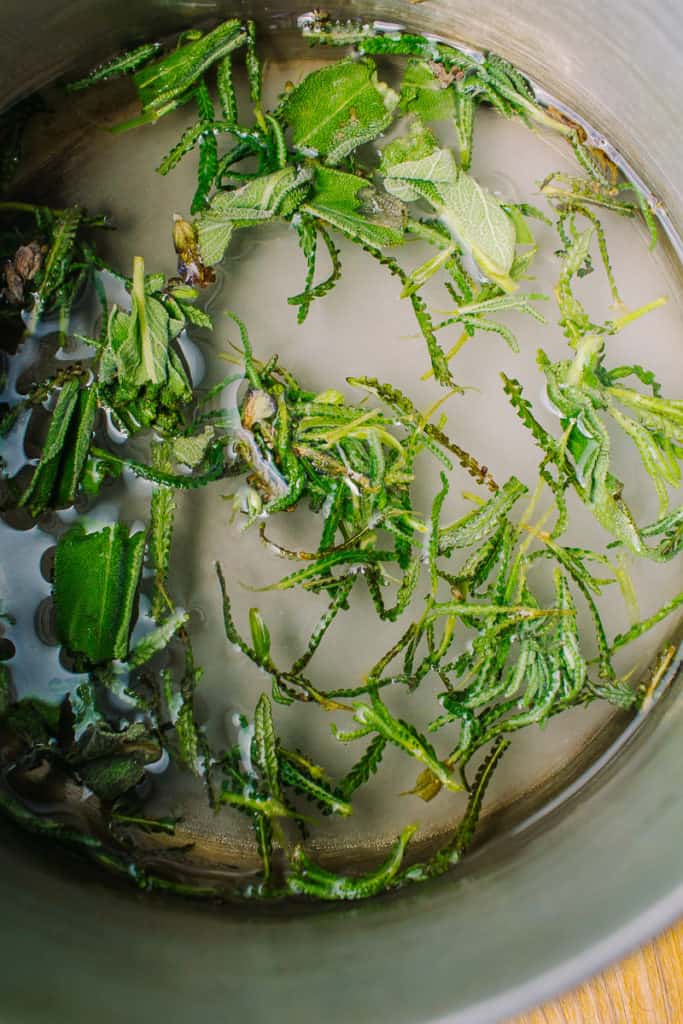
[242,389,276,429]
[2,240,44,305]
[14,241,42,281]
[2,260,25,304]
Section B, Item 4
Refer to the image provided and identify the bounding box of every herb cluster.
[0,17,680,902]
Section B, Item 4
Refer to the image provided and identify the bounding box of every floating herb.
[0,15,680,907]
[0,201,109,338]
[502,214,680,558]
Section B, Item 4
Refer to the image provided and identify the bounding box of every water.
[1,35,682,885]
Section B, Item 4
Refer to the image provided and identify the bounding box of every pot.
[0,2,681,1022]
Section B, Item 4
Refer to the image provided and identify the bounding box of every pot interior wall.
[0,3,681,1023]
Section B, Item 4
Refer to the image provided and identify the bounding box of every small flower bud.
[172,214,197,256]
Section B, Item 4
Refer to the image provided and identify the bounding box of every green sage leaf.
[281,57,398,164]
[53,523,146,664]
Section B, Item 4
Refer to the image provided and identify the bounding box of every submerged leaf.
[439,477,527,553]
[280,756,352,816]
[68,715,162,801]
[0,666,11,718]
[281,58,398,164]
[96,257,192,432]
[196,166,312,264]
[304,165,406,248]
[381,125,517,290]
[19,378,96,516]
[127,609,188,668]
[288,824,416,900]
[53,523,146,664]
[249,610,272,666]
[253,693,281,802]
[171,426,216,468]
[133,20,248,115]
[399,60,456,124]
[66,43,162,92]
[337,735,387,800]
[352,693,462,793]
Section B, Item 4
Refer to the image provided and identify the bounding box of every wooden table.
[510,920,683,1023]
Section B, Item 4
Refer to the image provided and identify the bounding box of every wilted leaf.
[70,718,162,800]
[404,766,443,802]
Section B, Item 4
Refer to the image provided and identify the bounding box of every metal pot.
[0,3,681,1022]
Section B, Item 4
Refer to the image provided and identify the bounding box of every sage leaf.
[303,165,406,248]
[253,694,280,799]
[96,258,193,432]
[66,43,162,92]
[288,824,416,900]
[53,523,146,664]
[220,791,300,819]
[171,426,216,468]
[281,57,399,164]
[196,166,312,264]
[399,60,456,123]
[381,125,517,290]
[249,609,272,665]
[337,735,387,800]
[352,693,462,793]
[438,476,527,553]
[279,757,352,816]
[100,257,185,388]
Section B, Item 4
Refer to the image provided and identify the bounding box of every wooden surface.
[509,919,683,1023]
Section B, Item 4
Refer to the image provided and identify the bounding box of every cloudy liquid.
[1,39,682,880]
